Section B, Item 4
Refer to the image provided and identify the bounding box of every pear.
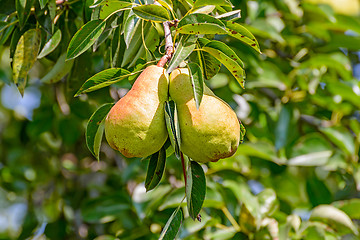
[105,65,169,158]
[169,68,240,163]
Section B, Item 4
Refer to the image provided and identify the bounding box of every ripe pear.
[169,68,240,163]
[105,65,169,158]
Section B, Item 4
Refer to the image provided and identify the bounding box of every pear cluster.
[105,65,240,163]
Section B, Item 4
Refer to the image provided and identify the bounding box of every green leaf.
[132,4,170,22]
[320,127,355,156]
[81,193,131,223]
[223,180,261,221]
[145,146,166,191]
[186,161,206,220]
[186,62,204,109]
[224,21,261,53]
[75,68,133,96]
[167,35,197,74]
[157,0,173,11]
[99,0,133,19]
[239,121,246,144]
[123,14,140,48]
[128,22,159,68]
[38,0,48,9]
[178,13,225,28]
[38,29,62,59]
[202,40,245,88]
[0,18,16,45]
[257,189,278,218]
[177,23,227,35]
[121,20,149,67]
[164,101,181,159]
[333,199,360,219]
[274,104,292,150]
[48,0,56,32]
[66,20,106,60]
[16,0,34,28]
[193,0,232,9]
[159,206,183,240]
[190,38,221,80]
[310,205,359,235]
[12,28,41,96]
[215,10,241,21]
[40,52,74,84]
[0,21,9,32]
[86,103,114,160]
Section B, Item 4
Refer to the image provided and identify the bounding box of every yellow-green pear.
[169,68,240,163]
[105,65,169,158]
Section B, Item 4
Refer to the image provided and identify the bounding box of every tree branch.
[157,20,178,67]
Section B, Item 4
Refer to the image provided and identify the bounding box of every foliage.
[0,0,359,239]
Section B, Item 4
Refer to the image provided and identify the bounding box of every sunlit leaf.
[75,68,133,96]
[187,62,204,109]
[193,0,232,9]
[202,40,245,88]
[167,35,197,74]
[99,0,133,19]
[310,205,359,235]
[12,28,41,95]
[133,4,170,22]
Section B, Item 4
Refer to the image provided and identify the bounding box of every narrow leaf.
[121,19,147,67]
[12,29,41,96]
[167,35,196,74]
[310,205,359,235]
[159,206,183,240]
[38,29,62,59]
[190,38,221,80]
[177,23,227,35]
[193,0,232,9]
[187,62,204,109]
[215,10,241,21]
[123,14,140,48]
[186,161,206,220]
[66,20,106,60]
[39,0,48,9]
[157,0,173,11]
[99,0,133,19]
[178,13,225,28]
[202,41,245,88]
[145,146,166,191]
[86,103,114,160]
[16,0,34,28]
[75,68,133,96]
[132,4,170,22]
[164,101,181,158]
[225,21,260,53]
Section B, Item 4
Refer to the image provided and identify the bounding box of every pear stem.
[180,152,187,186]
[157,20,178,67]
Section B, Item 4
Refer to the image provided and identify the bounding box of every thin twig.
[221,206,241,231]
[157,20,178,67]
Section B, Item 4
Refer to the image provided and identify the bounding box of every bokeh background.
[0,0,360,239]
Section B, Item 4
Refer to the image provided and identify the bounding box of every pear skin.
[105,65,169,158]
[169,68,240,163]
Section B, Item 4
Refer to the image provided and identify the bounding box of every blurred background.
[0,0,360,239]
